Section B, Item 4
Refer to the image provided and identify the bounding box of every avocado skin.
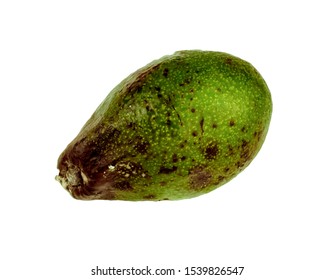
[56,50,272,201]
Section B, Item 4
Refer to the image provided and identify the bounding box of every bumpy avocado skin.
[56,50,272,201]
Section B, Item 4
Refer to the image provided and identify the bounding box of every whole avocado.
[56,50,272,201]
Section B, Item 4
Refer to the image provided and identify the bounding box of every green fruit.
[56,50,272,201]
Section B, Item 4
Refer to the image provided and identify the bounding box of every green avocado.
[56,50,272,201]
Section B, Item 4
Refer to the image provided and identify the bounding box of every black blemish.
[159,166,177,174]
[155,86,161,92]
[190,97,193,101]
[229,120,235,126]
[179,139,187,148]
[200,117,204,134]
[236,161,243,168]
[189,166,212,190]
[190,88,194,93]
[113,181,133,191]
[212,123,217,129]
[144,100,152,112]
[181,156,186,161]
[172,154,178,163]
[160,181,167,186]
[166,119,172,126]
[241,126,247,133]
[179,78,191,86]
[134,138,149,154]
[192,131,198,137]
[225,58,233,65]
[163,68,169,77]
[217,175,226,181]
[191,108,196,113]
[170,104,183,126]
[157,93,163,98]
[111,128,121,139]
[224,167,230,172]
[127,122,136,130]
[143,194,156,200]
[204,143,219,160]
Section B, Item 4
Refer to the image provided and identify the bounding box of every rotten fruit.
[56,50,272,201]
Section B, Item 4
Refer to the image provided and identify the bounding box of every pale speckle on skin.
[108,165,115,170]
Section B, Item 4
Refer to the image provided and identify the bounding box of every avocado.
[56,50,272,201]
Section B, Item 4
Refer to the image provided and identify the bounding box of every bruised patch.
[189,166,212,190]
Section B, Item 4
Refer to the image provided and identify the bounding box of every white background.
[1,0,334,279]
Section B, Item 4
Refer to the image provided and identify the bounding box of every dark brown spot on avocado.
[189,167,212,190]
[204,142,219,160]
[200,117,204,134]
[127,122,136,129]
[163,68,169,77]
[217,175,226,181]
[192,131,198,137]
[180,78,191,86]
[159,166,177,174]
[240,140,252,163]
[191,108,196,113]
[155,86,161,92]
[225,58,233,65]
[114,181,133,191]
[229,120,235,126]
[212,123,217,128]
[181,156,186,161]
[134,138,149,154]
[241,126,247,132]
[172,154,178,163]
